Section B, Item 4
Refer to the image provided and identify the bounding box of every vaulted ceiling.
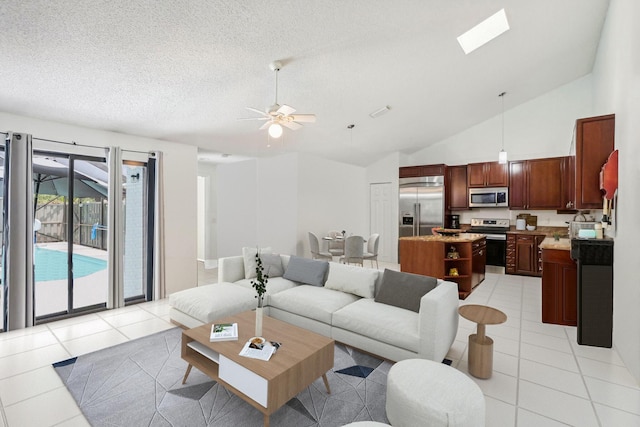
[0,1,610,166]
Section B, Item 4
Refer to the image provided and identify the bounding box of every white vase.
[255,306,263,337]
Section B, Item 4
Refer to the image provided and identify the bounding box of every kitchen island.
[399,233,486,299]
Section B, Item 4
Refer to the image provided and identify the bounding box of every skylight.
[457,9,510,55]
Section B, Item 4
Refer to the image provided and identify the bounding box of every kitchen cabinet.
[506,234,516,274]
[542,248,577,326]
[506,233,545,276]
[467,162,508,188]
[471,239,486,288]
[575,114,615,209]
[446,165,468,210]
[399,164,446,178]
[509,156,574,210]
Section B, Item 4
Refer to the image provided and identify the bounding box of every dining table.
[322,235,367,251]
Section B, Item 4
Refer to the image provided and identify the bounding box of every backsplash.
[457,208,601,227]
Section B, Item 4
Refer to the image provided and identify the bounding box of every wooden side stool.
[458,304,507,379]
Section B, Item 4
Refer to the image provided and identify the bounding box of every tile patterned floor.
[0,265,638,426]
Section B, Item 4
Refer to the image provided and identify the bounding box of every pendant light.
[498,91,507,164]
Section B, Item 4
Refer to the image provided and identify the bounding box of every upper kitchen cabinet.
[399,164,446,178]
[467,161,508,187]
[575,114,615,209]
[446,165,468,210]
[509,156,574,210]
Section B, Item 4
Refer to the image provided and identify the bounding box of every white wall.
[257,154,299,255]
[216,152,367,259]
[410,75,595,166]
[216,159,258,257]
[0,111,198,295]
[297,153,367,257]
[197,162,218,261]
[591,0,640,383]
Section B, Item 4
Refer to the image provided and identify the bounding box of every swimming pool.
[34,247,107,282]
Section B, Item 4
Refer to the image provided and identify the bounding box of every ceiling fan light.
[268,123,283,138]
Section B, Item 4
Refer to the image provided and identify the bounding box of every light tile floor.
[0,266,638,426]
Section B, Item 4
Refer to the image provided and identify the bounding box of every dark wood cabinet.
[447,165,468,210]
[528,158,563,208]
[506,234,516,274]
[508,161,526,209]
[467,162,508,187]
[509,156,574,210]
[508,233,544,276]
[400,237,486,299]
[515,235,536,274]
[399,164,446,178]
[561,156,575,210]
[472,239,486,288]
[542,248,577,326]
[575,114,615,209]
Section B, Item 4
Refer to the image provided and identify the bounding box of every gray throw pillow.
[261,253,284,278]
[375,269,438,313]
[283,256,329,287]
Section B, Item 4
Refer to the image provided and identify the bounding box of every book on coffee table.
[209,323,238,342]
[239,341,277,361]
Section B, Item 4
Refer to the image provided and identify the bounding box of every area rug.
[53,327,391,426]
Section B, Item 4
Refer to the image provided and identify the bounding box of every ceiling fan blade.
[237,117,269,121]
[259,121,273,130]
[277,104,296,116]
[290,114,316,123]
[246,106,270,117]
[281,120,303,130]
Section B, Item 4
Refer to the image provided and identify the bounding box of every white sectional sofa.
[170,253,459,363]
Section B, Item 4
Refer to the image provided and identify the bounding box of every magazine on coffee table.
[209,323,238,342]
[239,340,279,361]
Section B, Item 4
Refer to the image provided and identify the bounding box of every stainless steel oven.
[465,218,509,267]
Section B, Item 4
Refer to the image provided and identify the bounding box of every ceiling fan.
[240,61,316,138]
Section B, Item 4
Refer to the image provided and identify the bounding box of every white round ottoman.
[386,359,485,427]
[342,422,391,427]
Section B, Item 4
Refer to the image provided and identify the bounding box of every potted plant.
[250,250,268,336]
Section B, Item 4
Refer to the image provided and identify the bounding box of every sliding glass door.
[122,159,154,302]
[1,132,159,329]
[33,152,109,320]
[0,145,5,331]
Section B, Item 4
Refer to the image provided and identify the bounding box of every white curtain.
[107,147,124,309]
[153,151,166,300]
[3,132,34,330]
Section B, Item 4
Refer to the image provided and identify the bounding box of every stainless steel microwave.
[469,187,509,208]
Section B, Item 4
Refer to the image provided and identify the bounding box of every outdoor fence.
[35,201,108,250]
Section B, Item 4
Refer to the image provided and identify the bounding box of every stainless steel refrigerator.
[399,176,444,238]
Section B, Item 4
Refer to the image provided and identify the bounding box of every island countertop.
[538,237,571,251]
[399,233,486,243]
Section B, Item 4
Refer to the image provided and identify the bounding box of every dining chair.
[340,235,364,266]
[308,232,332,261]
[363,233,380,268]
[327,230,345,256]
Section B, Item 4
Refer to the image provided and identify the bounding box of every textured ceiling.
[0,1,609,166]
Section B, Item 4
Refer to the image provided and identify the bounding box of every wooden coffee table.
[458,304,507,379]
[181,310,334,427]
